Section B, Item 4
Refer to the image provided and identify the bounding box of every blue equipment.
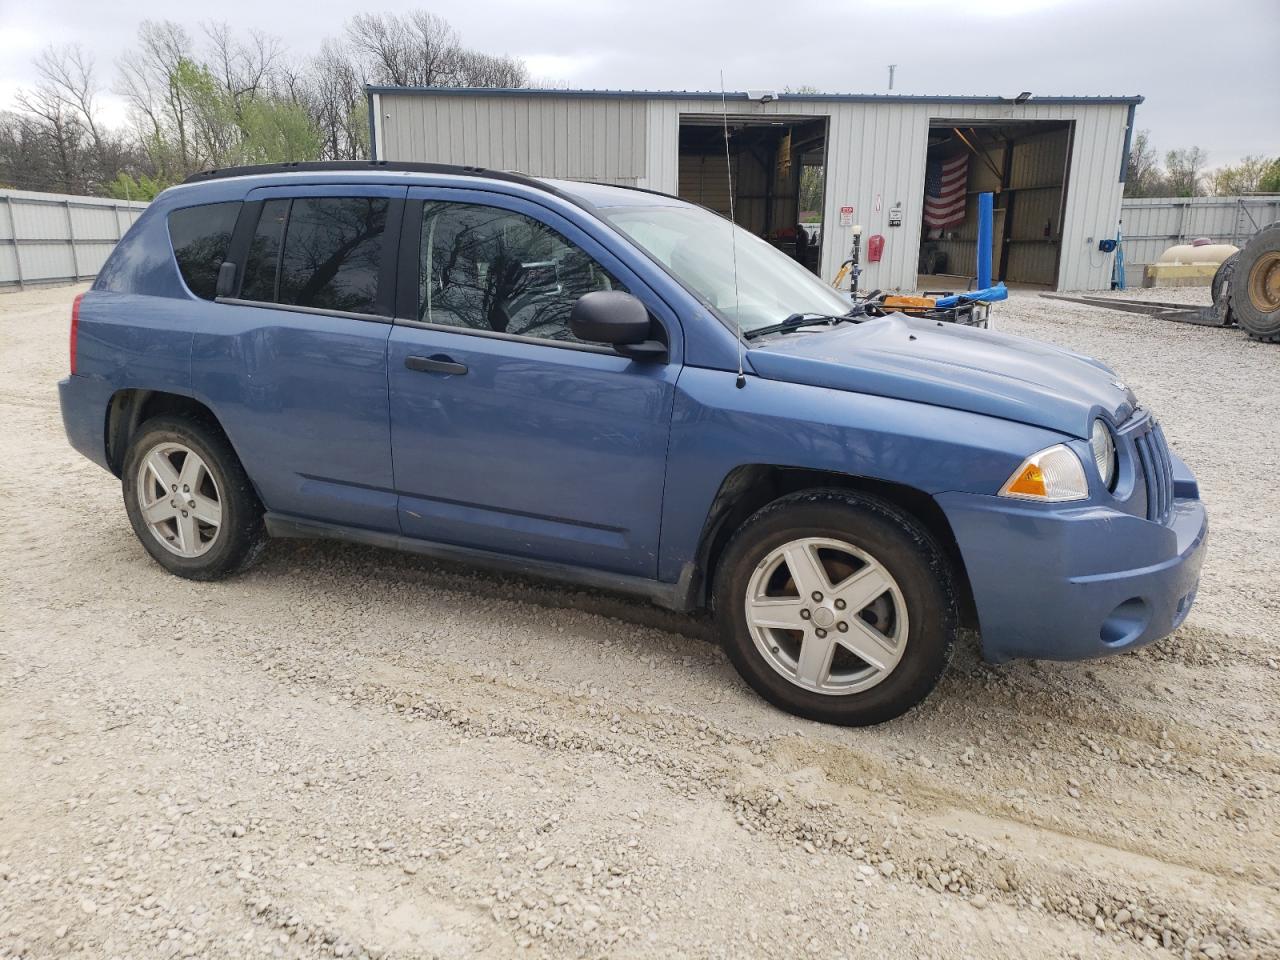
[976,192,994,289]
[934,283,1009,308]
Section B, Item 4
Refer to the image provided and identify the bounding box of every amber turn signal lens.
[1004,463,1046,498]
[998,444,1089,502]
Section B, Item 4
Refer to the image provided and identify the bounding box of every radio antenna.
[720,71,746,388]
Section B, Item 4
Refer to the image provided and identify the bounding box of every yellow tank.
[1156,241,1239,266]
[1144,240,1240,288]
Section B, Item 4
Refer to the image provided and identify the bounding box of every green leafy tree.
[1260,159,1280,194]
[105,170,169,200]
[240,98,321,163]
[1209,155,1280,195]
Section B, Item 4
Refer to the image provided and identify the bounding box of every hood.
[746,313,1136,438]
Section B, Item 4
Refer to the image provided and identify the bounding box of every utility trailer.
[1038,293,1230,328]
[1052,222,1279,342]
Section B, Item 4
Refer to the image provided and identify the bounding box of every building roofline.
[366,85,1144,106]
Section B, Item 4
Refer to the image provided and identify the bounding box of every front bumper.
[937,454,1208,663]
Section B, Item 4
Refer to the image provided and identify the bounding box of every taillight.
[70,293,84,375]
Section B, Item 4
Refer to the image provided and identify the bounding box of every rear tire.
[1230,222,1280,342]
[713,490,956,726]
[121,415,265,580]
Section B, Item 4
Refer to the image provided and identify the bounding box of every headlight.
[998,444,1089,502]
[1089,419,1117,490]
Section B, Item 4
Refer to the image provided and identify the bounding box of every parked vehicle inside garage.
[59,161,1208,725]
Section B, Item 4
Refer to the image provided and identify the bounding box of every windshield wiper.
[743,310,860,340]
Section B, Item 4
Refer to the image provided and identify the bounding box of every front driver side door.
[387,188,681,578]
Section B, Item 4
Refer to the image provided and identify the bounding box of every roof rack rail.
[180,159,557,193]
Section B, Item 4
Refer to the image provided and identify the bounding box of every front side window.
[168,201,241,300]
[239,196,389,315]
[419,202,623,343]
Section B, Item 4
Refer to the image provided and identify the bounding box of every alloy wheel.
[744,536,909,695]
[135,441,222,558]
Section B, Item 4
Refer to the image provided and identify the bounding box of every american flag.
[923,154,968,229]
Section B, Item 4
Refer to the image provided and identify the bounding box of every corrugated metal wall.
[1119,196,1280,269]
[1,189,147,287]
[378,92,1135,292]
[678,154,735,217]
[375,91,648,184]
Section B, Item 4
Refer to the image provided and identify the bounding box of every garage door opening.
[677,115,828,274]
[918,119,1073,289]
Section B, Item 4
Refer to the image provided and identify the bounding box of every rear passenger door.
[191,185,405,532]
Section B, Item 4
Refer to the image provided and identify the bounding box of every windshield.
[601,203,853,334]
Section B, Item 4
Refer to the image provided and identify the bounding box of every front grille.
[1130,416,1175,525]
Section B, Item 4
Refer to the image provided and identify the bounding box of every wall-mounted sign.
[838,205,855,227]
[888,204,903,227]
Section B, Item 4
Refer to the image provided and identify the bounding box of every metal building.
[368,87,1142,292]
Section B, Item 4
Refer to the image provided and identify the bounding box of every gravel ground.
[1,283,1277,960]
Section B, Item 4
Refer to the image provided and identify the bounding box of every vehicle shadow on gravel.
[256,536,720,643]
[252,535,1009,691]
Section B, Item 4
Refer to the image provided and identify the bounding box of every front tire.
[713,490,955,726]
[121,415,265,580]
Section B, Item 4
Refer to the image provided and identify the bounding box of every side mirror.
[569,291,666,361]
[215,261,238,299]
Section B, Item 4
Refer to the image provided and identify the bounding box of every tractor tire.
[1210,252,1239,323]
[1209,252,1239,326]
[1230,222,1280,342]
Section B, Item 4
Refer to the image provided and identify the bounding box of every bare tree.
[117,21,198,174]
[347,11,461,87]
[30,46,105,151]
[457,50,527,88]
[13,46,109,192]
[1165,146,1208,197]
[7,11,528,194]
[344,11,526,88]
[1124,130,1165,198]
[204,23,283,119]
[305,39,367,160]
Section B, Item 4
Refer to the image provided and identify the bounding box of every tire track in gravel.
[306,658,1280,955]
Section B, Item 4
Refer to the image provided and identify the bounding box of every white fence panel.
[1120,196,1280,269]
[0,189,149,287]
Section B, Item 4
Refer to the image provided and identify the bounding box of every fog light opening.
[1100,597,1151,648]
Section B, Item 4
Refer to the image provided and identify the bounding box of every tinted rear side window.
[240,198,289,303]
[239,197,389,315]
[168,202,241,300]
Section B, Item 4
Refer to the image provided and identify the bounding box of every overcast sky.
[2,0,1277,167]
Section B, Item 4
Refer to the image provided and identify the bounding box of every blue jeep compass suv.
[58,161,1208,725]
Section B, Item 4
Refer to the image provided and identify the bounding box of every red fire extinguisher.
[868,234,885,263]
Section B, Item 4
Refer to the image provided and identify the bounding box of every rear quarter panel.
[65,180,264,469]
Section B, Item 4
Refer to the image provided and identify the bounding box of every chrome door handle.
[405,355,467,376]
